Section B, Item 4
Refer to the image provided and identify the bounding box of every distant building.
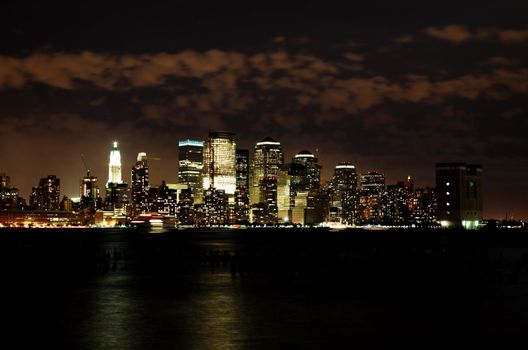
[202,131,237,197]
[0,173,22,210]
[411,187,437,225]
[80,171,102,213]
[305,189,329,225]
[29,175,60,211]
[107,141,123,186]
[178,139,204,198]
[131,152,149,214]
[277,165,291,223]
[235,149,250,222]
[436,163,482,229]
[147,181,178,215]
[290,150,321,196]
[105,182,130,215]
[203,188,228,225]
[330,162,358,225]
[359,171,385,224]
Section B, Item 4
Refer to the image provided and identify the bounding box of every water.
[1,228,528,349]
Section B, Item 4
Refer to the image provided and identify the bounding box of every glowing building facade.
[249,137,284,205]
[202,132,237,196]
[131,152,149,214]
[107,141,123,185]
[330,162,358,225]
[359,171,385,223]
[178,140,204,197]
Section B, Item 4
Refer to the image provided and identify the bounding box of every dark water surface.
[2,228,528,349]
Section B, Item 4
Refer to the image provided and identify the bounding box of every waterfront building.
[131,152,149,214]
[235,149,250,222]
[436,163,482,229]
[330,162,358,225]
[202,131,237,197]
[29,175,60,211]
[178,139,204,197]
[359,171,385,224]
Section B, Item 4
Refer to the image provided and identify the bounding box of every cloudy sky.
[0,1,527,219]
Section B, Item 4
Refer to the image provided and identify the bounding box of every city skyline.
[0,2,527,220]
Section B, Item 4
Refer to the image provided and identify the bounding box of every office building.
[178,139,204,197]
[359,171,385,224]
[29,175,61,211]
[107,141,123,186]
[131,152,149,214]
[235,149,250,222]
[436,163,482,229]
[202,131,237,196]
[330,162,358,225]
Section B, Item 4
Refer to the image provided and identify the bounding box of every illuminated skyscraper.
[235,149,250,222]
[178,139,204,196]
[436,163,482,229]
[249,137,284,205]
[330,162,358,224]
[107,141,122,185]
[29,175,61,211]
[131,152,149,214]
[202,131,237,196]
[80,171,101,212]
[290,150,321,206]
[359,171,385,224]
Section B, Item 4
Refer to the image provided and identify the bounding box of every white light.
[295,153,315,158]
[256,141,281,146]
[335,165,355,169]
[446,202,450,206]
[446,182,450,186]
[179,140,204,147]
[446,192,450,195]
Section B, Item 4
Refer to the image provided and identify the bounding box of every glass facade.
[178,139,204,196]
[202,132,237,195]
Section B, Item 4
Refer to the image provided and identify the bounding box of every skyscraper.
[436,163,483,229]
[290,150,321,194]
[202,131,237,196]
[178,139,204,196]
[29,175,60,211]
[359,171,385,223]
[107,141,122,186]
[235,149,250,222]
[249,137,284,205]
[131,152,149,214]
[330,162,358,225]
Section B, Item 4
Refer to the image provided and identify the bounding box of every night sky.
[1,1,527,219]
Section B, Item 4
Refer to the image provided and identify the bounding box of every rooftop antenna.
[81,154,90,176]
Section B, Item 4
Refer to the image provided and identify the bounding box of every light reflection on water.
[3,229,528,349]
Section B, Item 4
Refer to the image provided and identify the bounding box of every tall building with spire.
[107,141,122,186]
